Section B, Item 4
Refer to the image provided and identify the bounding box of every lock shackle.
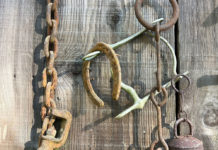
[135,0,179,32]
[174,118,193,138]
[82,42,122,107]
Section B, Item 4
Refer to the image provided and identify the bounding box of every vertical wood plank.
[0,0,35,149]
[56,0,176,149]
[178,0,218,149]
[0,0,176,149]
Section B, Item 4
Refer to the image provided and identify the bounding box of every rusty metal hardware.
[38,0,72,149]
[170,75,204,150]
[155,23,162,92]
[135,0,179,32]
[149,20,170,150]
[82,18,189,117]
[150,87,169,150]
[171,74,191,118]
[38,109,72,150]
[82,42,121,107]
[168,118,204,150]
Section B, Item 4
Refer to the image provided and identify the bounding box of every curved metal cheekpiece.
[38,109,72,150]
[174,118,193,138]
[82,42,121,107]
[135,0,179,32]
[171,74,191,94]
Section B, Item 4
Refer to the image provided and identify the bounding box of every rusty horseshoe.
[82,42,121,107]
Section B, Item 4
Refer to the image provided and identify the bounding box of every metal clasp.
[38,109,72,150]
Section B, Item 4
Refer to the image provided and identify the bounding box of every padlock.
[38,109,72,150]
[168,118,203,150]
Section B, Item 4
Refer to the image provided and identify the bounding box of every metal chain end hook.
[38,109,72,150]
[135,0,179,32]
[150,87,169,150]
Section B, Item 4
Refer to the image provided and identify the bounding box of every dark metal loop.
[135,0,179,32]
[150,87,168,107]
[174,118,193,138]
[171,74,191,94]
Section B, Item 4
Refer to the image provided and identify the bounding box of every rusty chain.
[41,0,59,126]
[134,1,179,149]
[171,74,191,119]
[148,23,169,150]
[40,0,59,144]
[38,1,72,149]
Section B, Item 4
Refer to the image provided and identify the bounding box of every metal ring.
[150,87,168,107]
[42,68,58,90]
[46,2,59,27]
[171,74,191,94]
[135,0,179,32]
[44,36,58,59]
[174,118,193,138]
[82,42,121,107]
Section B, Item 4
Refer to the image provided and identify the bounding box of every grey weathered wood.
[0,0,36,149]
[178,0,218,150]
[0,0,176,149]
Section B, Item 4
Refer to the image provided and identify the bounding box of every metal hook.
[150,87,169,150]
[38,109,72,150]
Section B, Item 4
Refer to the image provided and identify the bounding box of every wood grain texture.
[0,0,176,149]
[178,0,218,150]
[0,0,36,149]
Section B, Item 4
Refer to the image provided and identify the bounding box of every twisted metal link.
[150,22,169,150]
[150,87,169,150]
[155,23,162,92]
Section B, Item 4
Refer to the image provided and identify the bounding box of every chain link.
[39,0,59,145]
[155,23,162,92]
[150,22,169,150]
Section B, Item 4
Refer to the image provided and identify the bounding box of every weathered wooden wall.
[0,0,217,149]
[178,0,218,150]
